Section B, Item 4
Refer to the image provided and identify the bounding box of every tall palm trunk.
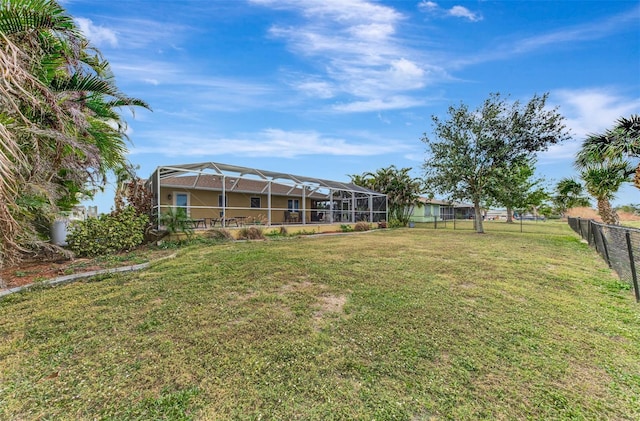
[596,197,619,225]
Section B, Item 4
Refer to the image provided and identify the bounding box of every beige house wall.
[159,187,316,223]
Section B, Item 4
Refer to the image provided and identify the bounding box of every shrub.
[159,207,194,238]
[388,218,403,228]
[354,222,371,231]
[237,226,265,240]
[340,224,353,232]
[204,229,233,241]
[67,206,149,257]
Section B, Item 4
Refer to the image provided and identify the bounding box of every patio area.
[148,162,388,229]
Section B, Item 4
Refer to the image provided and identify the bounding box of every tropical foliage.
[350,166,424,226]
[552,178,591,216]
[422,93,570,233]
[575,115,639,225]
[577,115,640,189]
[578,161,632,225]
[0,0,149,269]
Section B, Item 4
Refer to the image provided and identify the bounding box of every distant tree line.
[354,95,638,231]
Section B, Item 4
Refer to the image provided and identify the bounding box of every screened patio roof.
[152,161,383,196]
[148,162,388,227]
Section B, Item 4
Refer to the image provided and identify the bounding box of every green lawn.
[1,224,639,420]
[621,220,640,229]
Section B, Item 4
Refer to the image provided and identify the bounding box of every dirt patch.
[312,294,348,331]
[0,247,175,291]
[317,294,347,315]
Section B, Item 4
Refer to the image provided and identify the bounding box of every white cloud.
[293,79,336,99]
[417,1,438,12]
[250,0,402,24]
[448,6,482,22]
[539,88,640,163]
[332,96,425,112]
[348,23,395,40]
[75,17,118,47]
[456,6,640,67]
[253,0,447,112]
[130,128,412,158]
[419,1,482,22]
[389,58,425,89]
[554,88,640,138]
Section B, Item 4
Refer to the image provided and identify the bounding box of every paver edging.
[0,253,177,299]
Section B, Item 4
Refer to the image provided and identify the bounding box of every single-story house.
[409,197,475,222]
[147,162,388,228]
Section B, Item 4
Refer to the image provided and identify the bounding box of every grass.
[1,224,639,419]
[621,220,640,229]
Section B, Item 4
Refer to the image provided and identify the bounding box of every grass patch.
[1,226,639,419]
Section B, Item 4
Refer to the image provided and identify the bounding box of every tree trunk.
[506,208,514,223]
[474,201,484,233]
[635,164,640,190]
[597,197,620,225]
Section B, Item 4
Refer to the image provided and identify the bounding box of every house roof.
[418,197,474,208]
[151,161,385,197]
[161,174,328,198]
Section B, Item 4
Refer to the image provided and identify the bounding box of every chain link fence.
[415,218,569,234]
[568,217,640,302]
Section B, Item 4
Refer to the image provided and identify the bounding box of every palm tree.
[0,0,149,268]
[553,178,591,216]
[579,161,632,225]
[577,115,640,190]
[575,116,639,225]
[350,166,423,226]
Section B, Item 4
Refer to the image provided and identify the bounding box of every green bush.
[388,218,403,228]
[67,207,149,257]
[340,224,353,232]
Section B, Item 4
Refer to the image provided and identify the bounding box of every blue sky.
[62,0,640,212]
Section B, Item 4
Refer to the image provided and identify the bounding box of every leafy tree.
[485,157,547,223]
[0,0,149,269]
[350,166,424,226]
[422,93,571,233]
[552,178,591,216]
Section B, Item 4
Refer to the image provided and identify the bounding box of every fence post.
[577,217,583,238]
[599,227,612,268]
[625,232,640,303]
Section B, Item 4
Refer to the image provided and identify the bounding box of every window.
[175,192,189,216]
[424,205,432,217]
[250,197,261,208]
[218,194,228,207]
[287,199,299,211]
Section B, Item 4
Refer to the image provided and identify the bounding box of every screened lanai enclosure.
[148,162,388,229]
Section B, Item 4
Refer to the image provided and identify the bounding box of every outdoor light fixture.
[167,193,172,200]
